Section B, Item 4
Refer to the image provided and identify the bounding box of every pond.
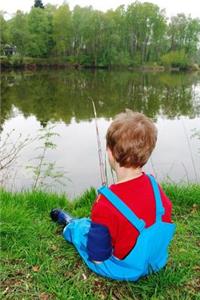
[1,70,200,197]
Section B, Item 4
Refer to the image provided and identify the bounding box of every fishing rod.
[91,99,107,186]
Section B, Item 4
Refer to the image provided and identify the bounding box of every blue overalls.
[63,175,176,281]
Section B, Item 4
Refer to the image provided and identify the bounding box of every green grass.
[0,185,200,300]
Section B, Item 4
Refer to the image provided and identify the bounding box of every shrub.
[160,50,189,69]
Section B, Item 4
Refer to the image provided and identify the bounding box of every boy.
[51,110,175,281]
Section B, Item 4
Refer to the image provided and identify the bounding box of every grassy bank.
[1,56,200,72]
[0,185,200,300]
[0,56,76,70]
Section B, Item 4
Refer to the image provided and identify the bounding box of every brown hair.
[106,110,157,168]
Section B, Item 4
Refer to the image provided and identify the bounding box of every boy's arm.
[87,222,112,262]
[86,195,114,263]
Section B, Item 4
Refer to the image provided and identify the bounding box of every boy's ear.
[107,147,113,159]
[107,147,115,168]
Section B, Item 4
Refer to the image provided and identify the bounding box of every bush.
[0,55,12,68]
[160,50,189,69]
[9,54,24,67]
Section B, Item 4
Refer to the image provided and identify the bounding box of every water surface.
[1,70,200,197]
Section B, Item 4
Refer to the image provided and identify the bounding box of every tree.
[34,0,44,9]
[52,4,72,57]
[102,7,129,66]
[83,9,106,66]
[167,14,200,66]
[71,6,91,63]
[168,14,200,59]
[7,10,29,56]
[71,6,105,65]
[126,2,167,64]
[27,8,53,57]
[1,2,200,66]
[0,12,9,54]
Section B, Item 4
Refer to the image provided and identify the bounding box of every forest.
[1,0,200,68]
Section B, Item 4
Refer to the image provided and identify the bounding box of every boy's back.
[53,110,175,281]
[91,172,172,259]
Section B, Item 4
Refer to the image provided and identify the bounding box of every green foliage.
[7,10,29,56]
[27,8,53,57]
[52,4,72,56]
[160,50,189,69]
[168,14,200,57]
[0,185,200,299]
[0,13,9,55]
[126,2,167,64]
[9,54,24,67]
[26,125,68,190]
[0,55,10,67]
[1,2,200,66]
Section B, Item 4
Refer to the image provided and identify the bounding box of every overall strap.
[146,174,165,222]
[98,186,145,233]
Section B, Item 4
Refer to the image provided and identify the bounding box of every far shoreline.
[1,56,200,73]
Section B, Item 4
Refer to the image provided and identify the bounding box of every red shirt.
[91,173,172,259]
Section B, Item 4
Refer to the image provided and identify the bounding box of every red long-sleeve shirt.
[91,173,172,259]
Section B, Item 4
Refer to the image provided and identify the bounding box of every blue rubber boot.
[50,208,73,225]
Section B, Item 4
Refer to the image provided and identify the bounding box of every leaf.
[2,287,9,295]
[51,244,57,251]
[39,292,50,300]
[32,265,40,272]
[81,273,87,280]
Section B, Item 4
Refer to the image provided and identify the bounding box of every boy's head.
[106,110,157,169]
